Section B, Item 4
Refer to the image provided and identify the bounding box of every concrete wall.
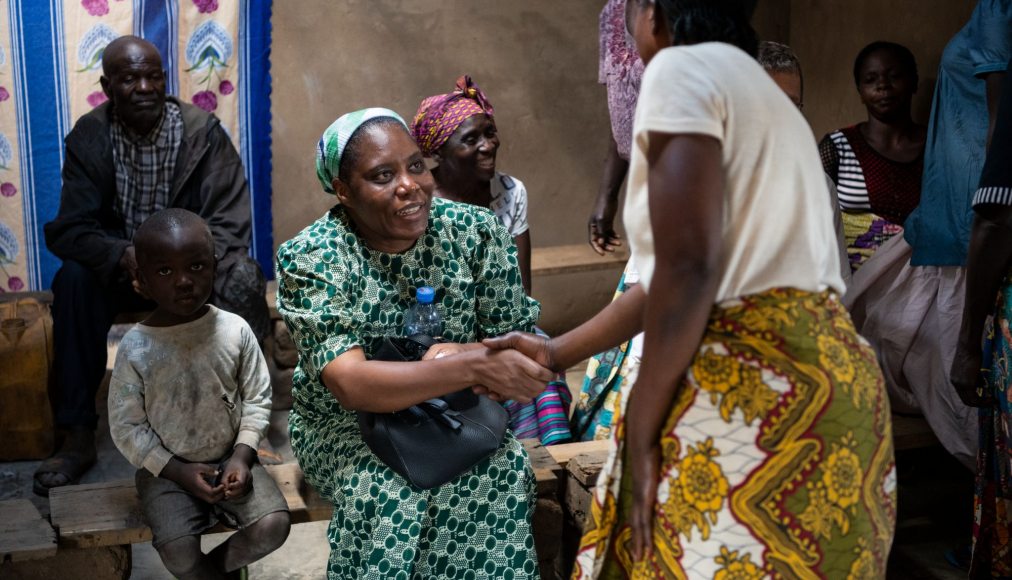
[790,0,976,140]
[271,1,792,247]
[754,0,792,44]
[271,0,608,250]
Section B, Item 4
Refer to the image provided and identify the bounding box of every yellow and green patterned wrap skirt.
[573,289,896,579]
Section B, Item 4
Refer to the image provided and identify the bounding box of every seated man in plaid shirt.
[38,35,269,496]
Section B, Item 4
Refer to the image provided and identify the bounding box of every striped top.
[972,186,1012,207]
[972,67,1012,209]
[819,126,923,226]
[821,130,871,211]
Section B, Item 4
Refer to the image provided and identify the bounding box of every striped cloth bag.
[503,379,573,446]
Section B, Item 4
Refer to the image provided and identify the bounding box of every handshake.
[420,332,562,404]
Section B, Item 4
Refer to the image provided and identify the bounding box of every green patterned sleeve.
[275,236,362,381]
[469,210,541,338]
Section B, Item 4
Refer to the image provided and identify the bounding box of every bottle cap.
[416,286,435,304]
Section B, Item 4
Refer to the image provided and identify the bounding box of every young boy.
[108,208,290,579]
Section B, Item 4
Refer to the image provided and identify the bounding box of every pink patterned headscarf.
[411,75,495,157]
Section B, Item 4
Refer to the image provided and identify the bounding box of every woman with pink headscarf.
[411,76,532,294]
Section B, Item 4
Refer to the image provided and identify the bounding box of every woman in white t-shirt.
[411,76,532,294]
[486,1,895,577]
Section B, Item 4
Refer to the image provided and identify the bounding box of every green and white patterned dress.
[276,198,542,579]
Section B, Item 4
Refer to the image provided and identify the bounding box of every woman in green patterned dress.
[275,108,553,579]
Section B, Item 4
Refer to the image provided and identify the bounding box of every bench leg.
[534,497,563,580]
[0,545,131,580]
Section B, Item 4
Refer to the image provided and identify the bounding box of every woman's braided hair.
[650,0,759,57]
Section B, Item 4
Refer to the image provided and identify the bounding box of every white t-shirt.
[623,43,845,300]
[489,172,529,237]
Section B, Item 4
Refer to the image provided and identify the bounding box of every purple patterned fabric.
[599,0,644,161]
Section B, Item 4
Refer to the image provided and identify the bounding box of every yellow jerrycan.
[0,295,55,460]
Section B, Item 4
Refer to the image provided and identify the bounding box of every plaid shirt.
[110,101,183,238]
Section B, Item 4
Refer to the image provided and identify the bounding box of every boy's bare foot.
[33,429,97,496]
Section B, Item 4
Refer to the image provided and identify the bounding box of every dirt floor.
[886,445,973,580]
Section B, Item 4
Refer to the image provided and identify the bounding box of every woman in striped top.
[819,41,926,272]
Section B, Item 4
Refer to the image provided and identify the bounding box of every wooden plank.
[50,479,150,549]
[0,499,57,561]
[892,415,939,451]
[531,244,628,277]
[564,474,594,530]
[546,440,611,470]
[521,439,564,498]
[263,463,332,524]
[567,452,608,488]
[51,463,332,549]
[562,451,609,532]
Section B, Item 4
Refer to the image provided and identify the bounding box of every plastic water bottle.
[404,286,443,337]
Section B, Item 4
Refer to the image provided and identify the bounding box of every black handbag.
[357,334,509,489]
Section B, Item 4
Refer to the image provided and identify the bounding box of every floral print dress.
[573,289,897,579]
[276,198,542,579]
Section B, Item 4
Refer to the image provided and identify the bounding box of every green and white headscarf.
[315,107,408,193]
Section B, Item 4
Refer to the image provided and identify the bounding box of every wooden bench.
[0,499,57,562]
[49,463,330,550]
[531,244,628,277]
[45,441,567,578]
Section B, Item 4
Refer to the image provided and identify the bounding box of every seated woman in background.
[276,108,552,578]
[820,41,925,272]
[413,77,573,446]
[411,76,532,294]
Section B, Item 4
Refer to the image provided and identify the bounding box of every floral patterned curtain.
[0,0,273,291]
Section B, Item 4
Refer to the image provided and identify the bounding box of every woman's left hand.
[629,441,660,563]
[421,342,469,361]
